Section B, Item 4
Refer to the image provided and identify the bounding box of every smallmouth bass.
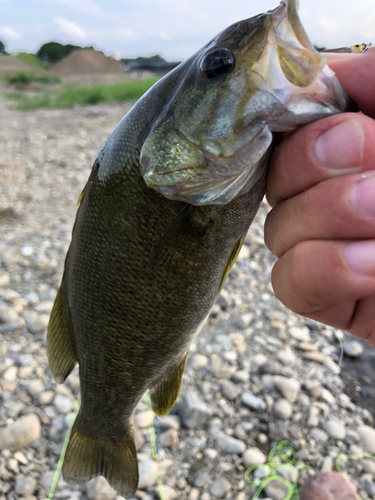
[47,0,355,496]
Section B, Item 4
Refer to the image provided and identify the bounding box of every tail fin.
[63,416,138,498]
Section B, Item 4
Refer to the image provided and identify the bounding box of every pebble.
[273,376,300,403]
[13,451,27,465]
[23,379,45,398]
[277,347,296,364]
[154,415,180,431]
[2,365,17,381]
[86,476,116,500]
[264,479,290,500]
[289,327,311,342]
[215,432,246,454]
[24,311,49,334]
[17,354,34,367]
[325,418,346,440]
[216,289,232,309]
[156,485,177,500]
[158,429,178,447]
[310,428,329,443]
[300,351,326,363]
[209,477,232,498]
[0,414,41,451]
[220,379,241,400]
[273,398,292,420]
[14,475,37,496]
[242,447,267,468]
[40,471,64,491]
[189,488,200,500]
[358,426,375,454]
[241,391,266,411]
[138,460,158,489]
[343,340,364,358]
[193,471,209,487]
[38,390,55,406]
[190,354,209,370]
[178,391,212,428]
[53,394,73,413]
[364,478,375,498]
[134,410,150,428]
[233,312,253,329]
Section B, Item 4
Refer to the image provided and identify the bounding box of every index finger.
[325,50,375,119]
[266,112,375,206]
[267,50,375,206]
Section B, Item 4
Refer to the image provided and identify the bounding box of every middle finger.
[265,171,375,258]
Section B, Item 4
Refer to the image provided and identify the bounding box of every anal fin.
[150,352,188,417]
[47,281,77,383]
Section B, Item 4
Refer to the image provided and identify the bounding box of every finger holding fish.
[266,50,375,347]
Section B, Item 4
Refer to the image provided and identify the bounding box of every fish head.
[140,0,355,205]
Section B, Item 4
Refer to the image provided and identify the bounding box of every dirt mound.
[0,54,42,74]
[51,49,125,76]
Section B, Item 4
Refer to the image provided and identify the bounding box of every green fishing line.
[48,393,81,500]
[145,390,165,500]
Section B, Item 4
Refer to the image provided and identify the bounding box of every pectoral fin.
[150,352,188,417]
[47,281,78,383]
[217,231,247,293]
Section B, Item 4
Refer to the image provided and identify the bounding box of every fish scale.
[47,0,355,496]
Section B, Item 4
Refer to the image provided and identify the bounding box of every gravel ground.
[1,81,375,500]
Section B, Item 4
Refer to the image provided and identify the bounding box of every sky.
[0,0,374,61]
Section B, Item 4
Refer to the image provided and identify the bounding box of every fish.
[47,0,355,496]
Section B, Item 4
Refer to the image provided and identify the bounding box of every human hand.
[264,49,375,346]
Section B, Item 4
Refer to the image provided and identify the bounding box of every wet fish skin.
[47,0,354,497]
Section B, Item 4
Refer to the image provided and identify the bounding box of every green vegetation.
[36,41,92,63]
[6,77,159,110]
[0,40,5,53]
[4,72,61,85]
[16,52,48,69]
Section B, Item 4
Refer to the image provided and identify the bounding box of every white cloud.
[53,18,87,39]
[0,26,21,40]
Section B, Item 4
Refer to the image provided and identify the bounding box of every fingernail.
[344,241,375,276]
[314,120,364,170]
[351,174,375,217]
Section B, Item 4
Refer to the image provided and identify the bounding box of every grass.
[6,77,159,110]
[4,71,61,85]
[16,52,47,69]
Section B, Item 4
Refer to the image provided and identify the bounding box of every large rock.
[178,391,212,428]
[300,471,359,500]
[0,414,41,451]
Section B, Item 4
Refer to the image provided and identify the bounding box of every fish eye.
[200,47,235,80]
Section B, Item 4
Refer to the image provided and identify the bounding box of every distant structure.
[123,60,181,75]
